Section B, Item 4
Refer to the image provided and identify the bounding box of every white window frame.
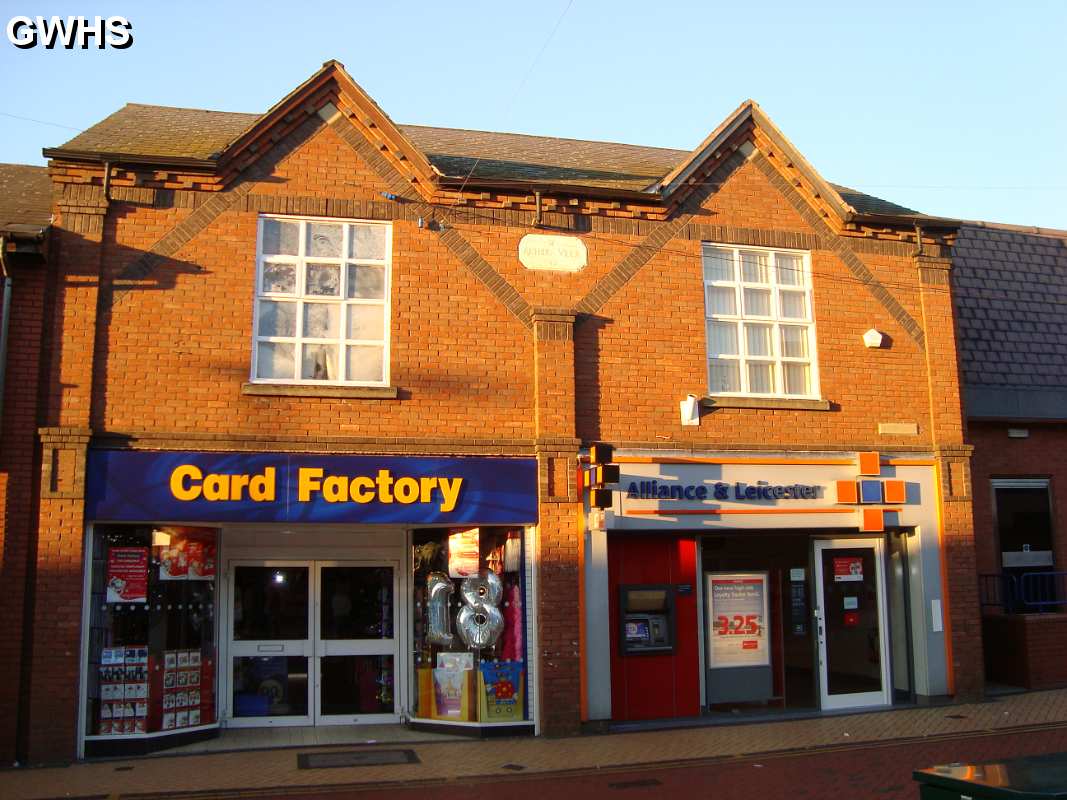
[250,214,392,387]
[701,242,820,399]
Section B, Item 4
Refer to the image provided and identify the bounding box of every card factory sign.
[518,234,587,272]
[86,451,538,524]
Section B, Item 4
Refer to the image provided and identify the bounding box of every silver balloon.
[426,572,455,646]
[456,569,504,649]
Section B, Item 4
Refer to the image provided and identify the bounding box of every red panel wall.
[608,534,700,721]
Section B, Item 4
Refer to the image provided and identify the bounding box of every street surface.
[264,723,1067,800]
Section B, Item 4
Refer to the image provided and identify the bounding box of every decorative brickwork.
[751,151,927,348]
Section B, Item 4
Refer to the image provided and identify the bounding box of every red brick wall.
[983,612,1067,689]
[970,423,1067,577]
[94,127,534,439]
[0,263,47,764]
[576,161,934,449]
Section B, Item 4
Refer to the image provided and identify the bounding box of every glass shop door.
[812,539,891,711]
[228,562,314,727]
[314,561,400,725]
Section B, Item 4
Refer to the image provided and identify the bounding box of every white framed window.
[702,243,819,398]
[251,215,391,386]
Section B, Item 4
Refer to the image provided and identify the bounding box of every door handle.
[257,644,284,653]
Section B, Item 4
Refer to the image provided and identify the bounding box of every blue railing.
[980,571,1067,611]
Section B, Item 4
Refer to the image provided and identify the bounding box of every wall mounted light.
[863,329,887,349]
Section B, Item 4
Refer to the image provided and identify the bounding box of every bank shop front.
[584,450,951,724]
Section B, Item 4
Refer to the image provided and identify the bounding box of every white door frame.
[314,560,401,725]
[813,538,891,711]
[223,557,403,727]
[226,560,315,728]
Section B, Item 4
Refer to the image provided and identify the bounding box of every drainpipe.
[0,235,11,426]
[534,191,543,228]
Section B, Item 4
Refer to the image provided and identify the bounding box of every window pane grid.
[254,217,390,385]
[703,245,816,398]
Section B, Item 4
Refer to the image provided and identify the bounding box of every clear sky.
[1,0,1064,228]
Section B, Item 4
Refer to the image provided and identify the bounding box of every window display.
[411,527,526,723]
[86,525,218,739]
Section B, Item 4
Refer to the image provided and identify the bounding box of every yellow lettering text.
[298,467,323,502]
[438,477,463,513]
[322,475,348,503]
[170,465,202,501]
[418,476,438,503]
[350,476,375,503]
[376,469,394,503]
[393,476,419,504]
[249,467,276,502]
[230,473,251,500]
[202,473,229,501]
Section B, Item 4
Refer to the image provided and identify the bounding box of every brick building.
[952,223,1067,690]
[1,61,986,763]
[0,162,53,766]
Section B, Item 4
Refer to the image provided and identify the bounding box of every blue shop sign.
[86,450,539,524]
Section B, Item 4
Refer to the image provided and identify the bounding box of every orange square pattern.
[861,508,885,532]
[858,451,881,476]
[835,480,858,504]
[884,480,906,504]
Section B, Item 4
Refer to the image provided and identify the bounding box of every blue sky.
[1,0,1064,228]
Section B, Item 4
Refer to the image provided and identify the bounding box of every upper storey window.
[252,216,391,386]
[702,244,819,398]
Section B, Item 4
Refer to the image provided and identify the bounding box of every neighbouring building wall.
[970,423,1067,579]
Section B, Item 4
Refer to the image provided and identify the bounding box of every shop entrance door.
[812,539,890,710]
[227,560,399,727]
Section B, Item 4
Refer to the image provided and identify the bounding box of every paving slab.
[8,688,1067,800]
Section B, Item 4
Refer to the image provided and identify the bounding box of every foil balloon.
[456,569,505,649]
[426,572,455,646]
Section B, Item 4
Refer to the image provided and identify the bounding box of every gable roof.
[55,104,260,163]
[0,163,52,237]
[43,61,933,223]
[953,223,1067,420]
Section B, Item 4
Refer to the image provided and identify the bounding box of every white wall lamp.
[863,328,887,349]
[680,394,700,426]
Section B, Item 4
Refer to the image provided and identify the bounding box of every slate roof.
[952,223,1067,418]
[0,163,52,236]
[49,103,920,214]
[56,104,261,162]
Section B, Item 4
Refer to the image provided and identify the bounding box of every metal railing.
[980,571,1067,612]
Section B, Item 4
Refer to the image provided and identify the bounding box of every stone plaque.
[518,234,587,272]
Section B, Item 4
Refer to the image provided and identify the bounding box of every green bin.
[915,753,1067,799]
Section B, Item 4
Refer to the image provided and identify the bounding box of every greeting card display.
[479,661,524,722]
[159,542,189,580]
[97,645,148,735]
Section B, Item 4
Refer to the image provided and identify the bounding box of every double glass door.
[228,560,398,726]
[813,539,891,710]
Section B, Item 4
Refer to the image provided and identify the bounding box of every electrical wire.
[439,0,574,228]
[0,111,80,131]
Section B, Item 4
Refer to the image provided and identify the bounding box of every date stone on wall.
[519,234,587,272]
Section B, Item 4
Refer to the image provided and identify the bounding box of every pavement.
[9,688,1067,800]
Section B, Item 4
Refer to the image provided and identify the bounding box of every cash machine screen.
[620,585,674,654]
[624,620,651,642]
